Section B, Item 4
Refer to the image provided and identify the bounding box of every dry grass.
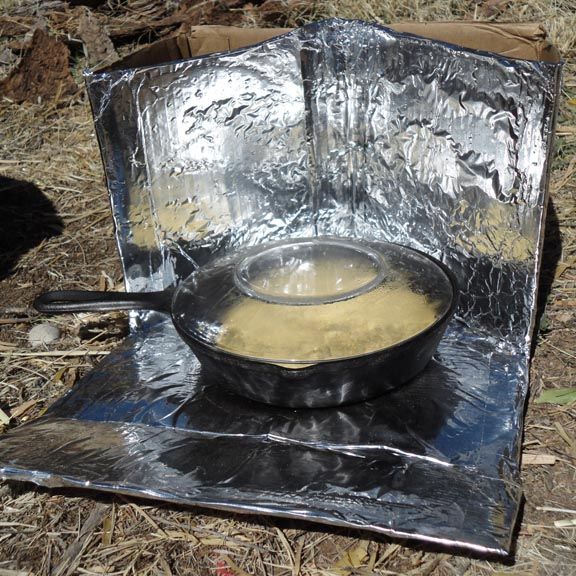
[1,0,576,574]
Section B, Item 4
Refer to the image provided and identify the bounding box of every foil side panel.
[300,20,560,345]
[88,34,315,292]
[86,71,170,292]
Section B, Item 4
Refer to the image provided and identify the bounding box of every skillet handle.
[33,290,172,314]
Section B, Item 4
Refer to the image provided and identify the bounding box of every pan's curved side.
[174,306,455,409]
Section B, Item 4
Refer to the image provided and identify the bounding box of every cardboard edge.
[97,20,560,74]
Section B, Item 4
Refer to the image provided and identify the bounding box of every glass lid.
[173,237,455,366]
[234,238,386,305]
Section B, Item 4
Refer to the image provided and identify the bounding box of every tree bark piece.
[0,28,77,103]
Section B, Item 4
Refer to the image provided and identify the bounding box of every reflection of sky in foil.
[0,19,562,554]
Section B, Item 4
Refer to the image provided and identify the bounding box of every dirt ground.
[0,1,575,575]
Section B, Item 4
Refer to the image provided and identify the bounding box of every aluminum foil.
[0,19,562,554]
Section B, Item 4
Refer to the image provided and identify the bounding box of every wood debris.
[9,399,40,420]
[0,28,77,103]
[76,7,118,69]
[523,453,557,465]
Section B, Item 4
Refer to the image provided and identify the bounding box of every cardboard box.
[103,21,560,72]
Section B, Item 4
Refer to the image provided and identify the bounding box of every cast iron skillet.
[33,244,459,409]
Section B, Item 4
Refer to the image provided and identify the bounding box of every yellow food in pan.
[217,281,440,365]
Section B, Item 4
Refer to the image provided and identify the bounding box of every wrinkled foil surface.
[0,19,562,554]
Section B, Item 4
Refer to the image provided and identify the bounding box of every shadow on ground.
[532,198,562,355]
[0,176,63,280]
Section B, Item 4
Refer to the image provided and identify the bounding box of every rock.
[28,323,61,347]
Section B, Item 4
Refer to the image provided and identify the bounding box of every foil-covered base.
[0,314,524,554]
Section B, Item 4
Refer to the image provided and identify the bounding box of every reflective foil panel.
[0,19,562,554]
